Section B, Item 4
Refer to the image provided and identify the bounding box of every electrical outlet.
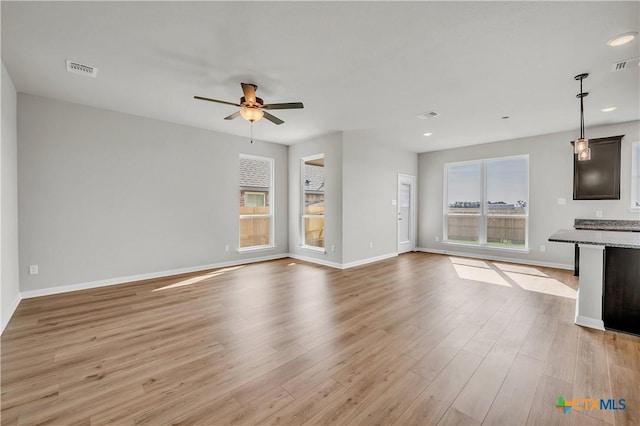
[435,236,440,242]
[225,244,230,252]
[331,245,336,252]
[391,200,397,206]
[596,210,603,218]
[557,198,566,205]
[369,242,373,249]
[540,245,546,252]
[29,265,39,275]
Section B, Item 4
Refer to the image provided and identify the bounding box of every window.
[632,141,640,210]
[444,155,529,250]
[239,155,274,250]
[301,154,325,250]
[244,192,265,208]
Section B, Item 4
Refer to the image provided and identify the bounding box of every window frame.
[443,154,529,252]
[300,153,326,253]
[631,141,640,212]
[238,154,275,252]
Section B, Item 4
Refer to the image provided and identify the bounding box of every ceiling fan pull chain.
[250,121,253,143]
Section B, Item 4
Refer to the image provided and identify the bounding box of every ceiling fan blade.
[263,111,284,125]
[241,83,257,103]
[261,102,304,110]
[224,111,241,120]
[194,96,240,107]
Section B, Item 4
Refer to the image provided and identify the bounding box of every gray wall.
[342,130,418,264]
[288,132,343,265]
[2,62,20,330]
[17,94,288,292]
[418,120,640,267]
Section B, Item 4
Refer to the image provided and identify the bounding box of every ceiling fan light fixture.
[240,106,264,122]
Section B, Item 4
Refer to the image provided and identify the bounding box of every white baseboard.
[20,253,289,299]
[287,253,343,269]
[341,252,398,269]
[575,315,605,331]
[1,292,22,334]
[416,247,573,270]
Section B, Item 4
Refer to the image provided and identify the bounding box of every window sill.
[442,241,530,254]
[298,245,327,254]
[237,245,276,254]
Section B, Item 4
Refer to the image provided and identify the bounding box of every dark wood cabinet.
[573,135,623,200]
[604,247,640,336]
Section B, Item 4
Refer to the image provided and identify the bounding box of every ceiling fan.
[194,83,304,125]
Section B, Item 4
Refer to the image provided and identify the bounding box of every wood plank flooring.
[2,253,639,425]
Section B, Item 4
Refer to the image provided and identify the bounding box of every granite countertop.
[549,229,640,249]
[574,219,640,232]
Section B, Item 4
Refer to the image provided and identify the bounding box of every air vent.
[417,110,440,119]
[611,57,640,72]
[66,60,98,78]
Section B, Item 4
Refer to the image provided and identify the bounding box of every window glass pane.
[447,162,482,214]
[447,215,479,243]
[239,157,271,214]
[239,155,272,249]
[486,157,528,215]
[240,217,270,248]
[304,218,324,247]
[304,161,325,215]
[487,217,526,247]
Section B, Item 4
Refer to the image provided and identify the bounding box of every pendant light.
[573,73,590,161]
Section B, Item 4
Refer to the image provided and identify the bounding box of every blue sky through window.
[447,157,528,207]
[486,157,528,206]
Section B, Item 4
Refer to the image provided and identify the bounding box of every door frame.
[397,173,417,254]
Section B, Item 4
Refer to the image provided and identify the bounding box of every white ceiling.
[2,1,639,153]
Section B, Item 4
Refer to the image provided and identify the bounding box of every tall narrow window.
[485,156,528,248]
[445,161,482,244]
[239,155,274,250]
[444,155,529,250]
[632,141,640,210]
[301,154,325,249]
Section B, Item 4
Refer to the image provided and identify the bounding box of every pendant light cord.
[579,78,585,139]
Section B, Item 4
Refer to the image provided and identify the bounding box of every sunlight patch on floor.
[452,264,512,287]
[493,262,549,277]
[153,265,245,291]
[449,257,491,269]
[504,272,576,299]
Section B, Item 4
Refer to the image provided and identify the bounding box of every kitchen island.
[549,229,640,335]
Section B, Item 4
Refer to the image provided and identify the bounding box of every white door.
[397,174,416,253]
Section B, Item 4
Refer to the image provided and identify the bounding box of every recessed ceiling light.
[423,132,432,136]
[602,107,617,112]
[607,32,637,47]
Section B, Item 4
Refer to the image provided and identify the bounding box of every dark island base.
[604,247,640,336]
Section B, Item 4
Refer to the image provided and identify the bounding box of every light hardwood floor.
[1,253,639,425]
